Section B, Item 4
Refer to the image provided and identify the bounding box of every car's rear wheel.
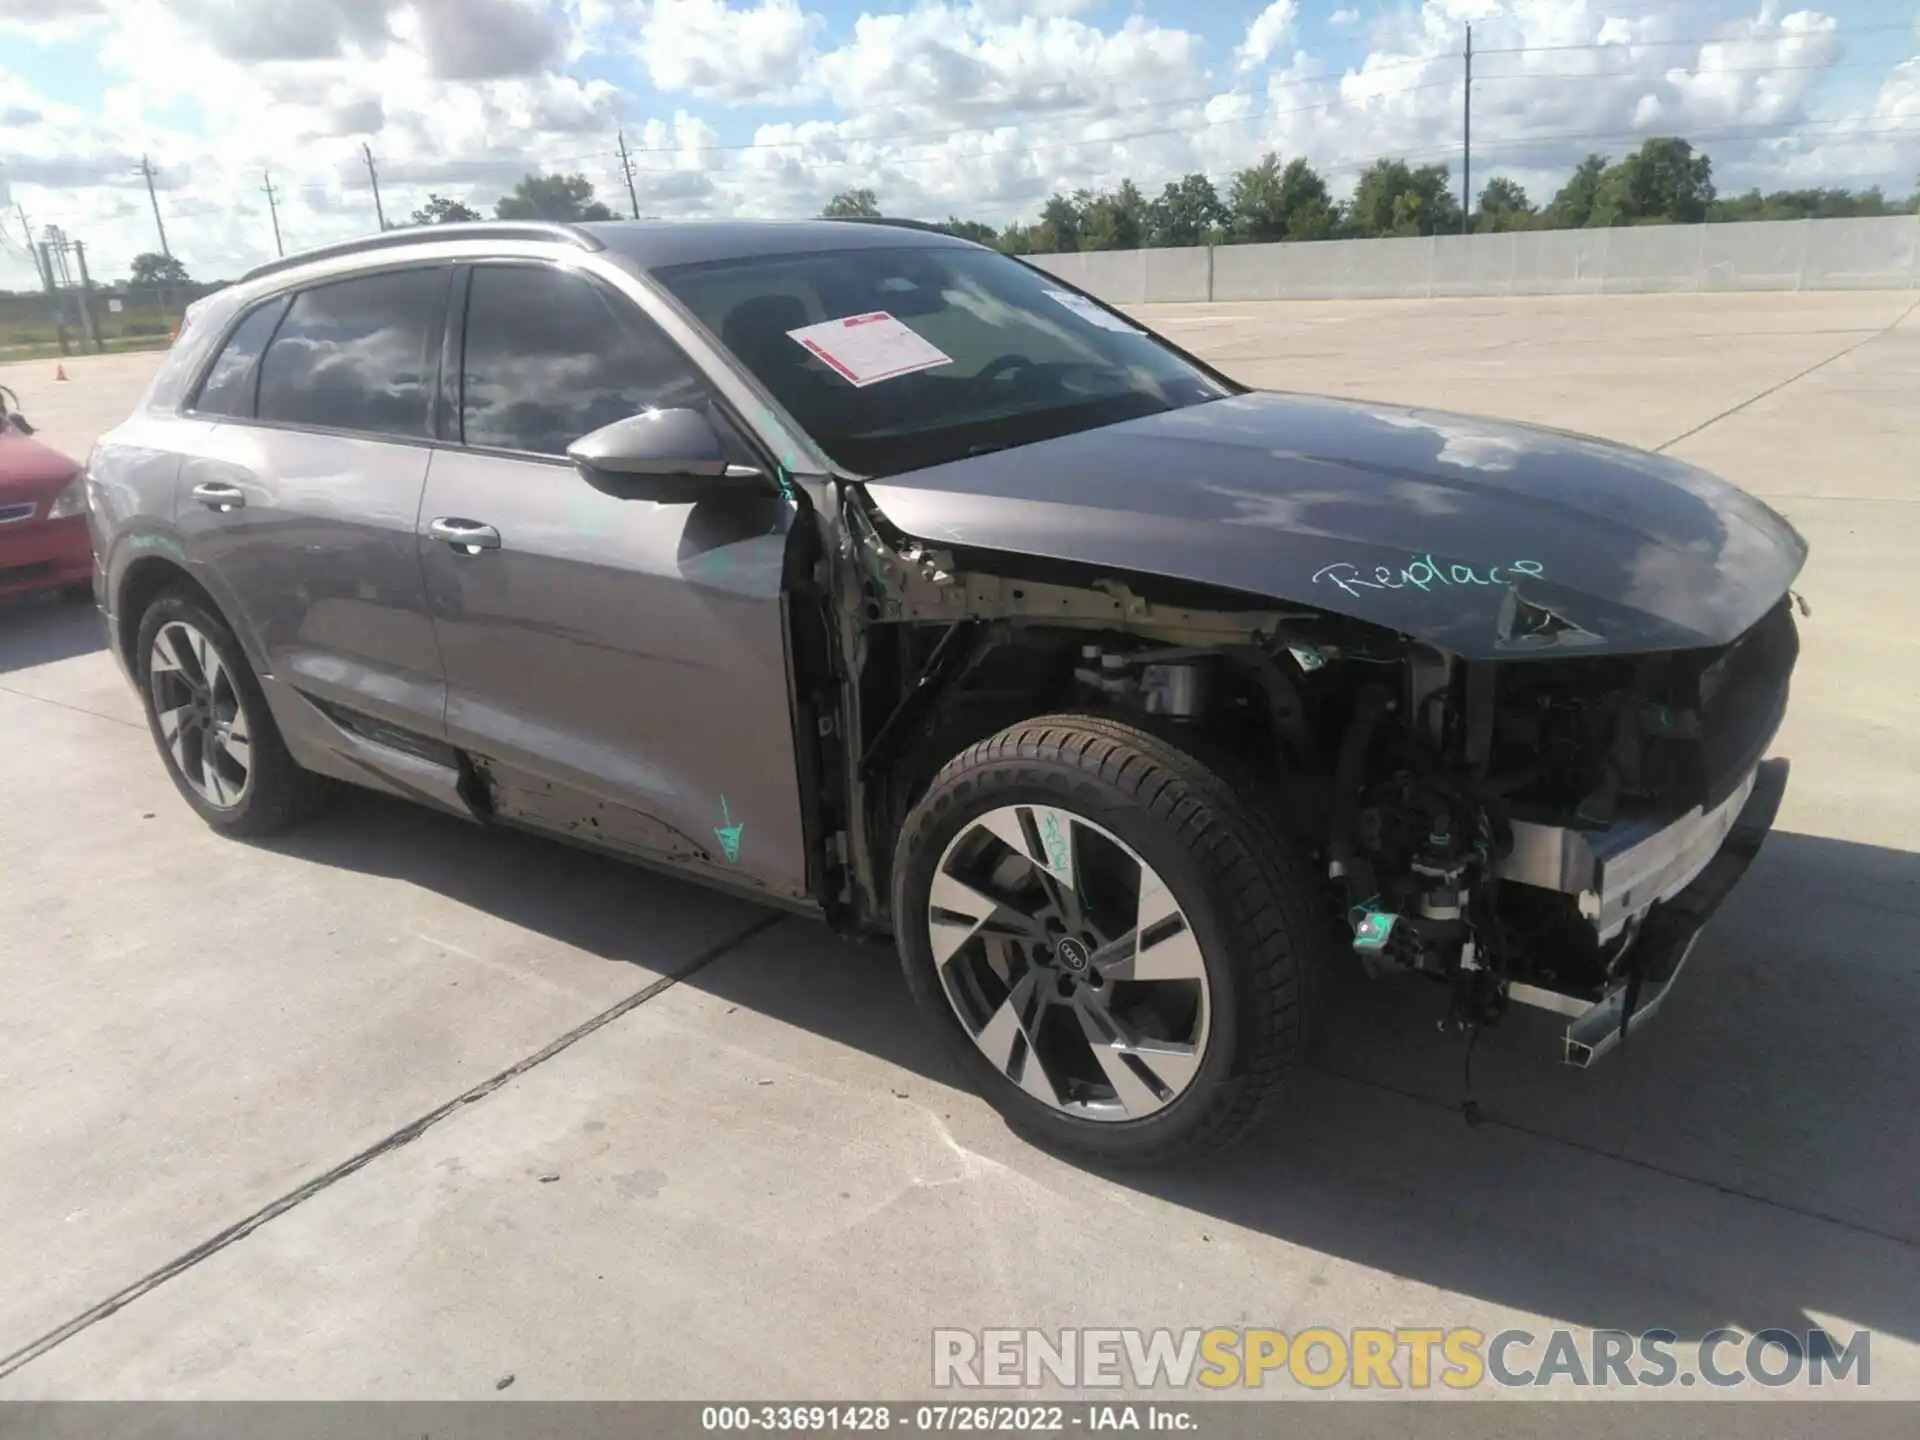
[135,590,331,835]
[892,714,1325,1167]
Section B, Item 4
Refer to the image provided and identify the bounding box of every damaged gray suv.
[87,219,1802,1166]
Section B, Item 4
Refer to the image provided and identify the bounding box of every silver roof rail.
[240,221,603,283]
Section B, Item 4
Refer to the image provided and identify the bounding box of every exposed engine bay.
[827,487,1800,1066]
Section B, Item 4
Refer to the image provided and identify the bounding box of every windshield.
[653,244,1233,476]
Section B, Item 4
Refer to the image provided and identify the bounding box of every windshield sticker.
[1313,556,1546,598]
[786,311,954,387]
[1042,289,1143,334]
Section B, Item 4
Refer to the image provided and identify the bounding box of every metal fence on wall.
[0,282,208,359]
[1026,215,1920,305]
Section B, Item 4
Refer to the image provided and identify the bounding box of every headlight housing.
[45,474,88,520]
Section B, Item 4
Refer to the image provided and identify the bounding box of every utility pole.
[616,129,640,219]
[262,171,284,256]
[44,225,73,286]
[14,202,47,291]
[71,240,102,354]
[1462,23,1473,235]
[362,143,387,230]
[36,241,70,356]
[139,155,172,257]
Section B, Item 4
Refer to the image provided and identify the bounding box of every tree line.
[114,138,1920,288]
[418,139,1916,257]
[829,139,1918,253]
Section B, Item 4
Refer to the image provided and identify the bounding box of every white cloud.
[1329,7,1357,25]
[637,0,820,102]
[1235,1,1298,72]
[810,6,1201,119]
[163,0,397,63]
[414,0,570,79]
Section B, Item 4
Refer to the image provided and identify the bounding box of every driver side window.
[460,264,712,459]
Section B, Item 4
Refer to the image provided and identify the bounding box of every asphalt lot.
[1,291,1916,1400]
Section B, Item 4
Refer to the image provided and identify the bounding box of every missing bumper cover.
[1506,757,1788,1065]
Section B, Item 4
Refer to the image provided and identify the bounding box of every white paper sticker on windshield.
[785,311,954,387]
[1043,288,1143,334]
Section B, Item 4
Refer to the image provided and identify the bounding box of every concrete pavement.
[1,293,1915,1400]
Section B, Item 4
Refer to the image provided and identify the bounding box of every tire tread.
[894,713,1328,1167]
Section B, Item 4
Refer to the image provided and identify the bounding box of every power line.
[17,46,1917,275]
[94,39,1907,213]
[604,55,1906,176]
[569,58,1448,163]
[1475,21,1919,55]
[616,80,1459,178]
[1388,117,1920,172]
[1474,58,1902,83]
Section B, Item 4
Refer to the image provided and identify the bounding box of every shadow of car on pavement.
[245,782,1920,1351]
[0,595,105,676]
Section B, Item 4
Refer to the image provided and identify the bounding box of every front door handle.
[191,482,245,512]
[428,517,501,554]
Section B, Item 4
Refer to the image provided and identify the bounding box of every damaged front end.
[1324,594,1798,1064]
[827,482,1801,1067]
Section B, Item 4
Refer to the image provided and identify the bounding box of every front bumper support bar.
[1510,757,1789,1066]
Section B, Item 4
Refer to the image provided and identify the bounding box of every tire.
[134,587,332,836]
[892,714,1327,1167]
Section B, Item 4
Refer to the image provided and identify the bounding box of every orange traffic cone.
[54,364,68,381]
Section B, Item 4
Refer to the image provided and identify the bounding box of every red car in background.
[0,384,93,603]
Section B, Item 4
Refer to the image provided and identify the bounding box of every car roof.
[587,217,973,271]
[238,217,973,287]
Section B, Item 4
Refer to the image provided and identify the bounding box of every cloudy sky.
[2,0,1917,287]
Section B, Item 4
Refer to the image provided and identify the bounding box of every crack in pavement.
[0,683,144,731]
[0,909,788,1382]
[1656,296,1920,454]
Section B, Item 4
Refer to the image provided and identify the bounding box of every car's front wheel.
[135,589,331,835]
[892,715,1325,1167]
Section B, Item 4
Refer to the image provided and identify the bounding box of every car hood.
[861,391,1807,659]
[0,431,81,503]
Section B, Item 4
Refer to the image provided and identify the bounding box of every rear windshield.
[653,244,1232,476]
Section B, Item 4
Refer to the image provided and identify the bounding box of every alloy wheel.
[926,804,1211,1121]
[148,620,252,810]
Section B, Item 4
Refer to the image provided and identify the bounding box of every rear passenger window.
[460,264,709,458]
[192,299,286,418]
[256,269,446,440]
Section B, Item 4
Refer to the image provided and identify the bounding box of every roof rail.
[240,221,603,284]
[821,215,968,237]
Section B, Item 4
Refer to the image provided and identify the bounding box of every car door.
[417,259,810,900]
[175,265,451,746]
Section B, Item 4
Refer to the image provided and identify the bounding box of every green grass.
[0,334,173,362]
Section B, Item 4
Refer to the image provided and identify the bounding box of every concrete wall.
[1029,215,1920,304]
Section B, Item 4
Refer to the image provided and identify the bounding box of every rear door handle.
[428,517,501,554]
[191,482,245,511]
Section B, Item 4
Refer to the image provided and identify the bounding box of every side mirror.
[567,408,763,500]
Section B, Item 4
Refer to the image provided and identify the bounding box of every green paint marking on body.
[1040,812,1070,876]
[1352,910,1397,953]
[714,795,744,865]
[757,406,802,503]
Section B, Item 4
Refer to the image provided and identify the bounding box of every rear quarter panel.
[90,413,213,663]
